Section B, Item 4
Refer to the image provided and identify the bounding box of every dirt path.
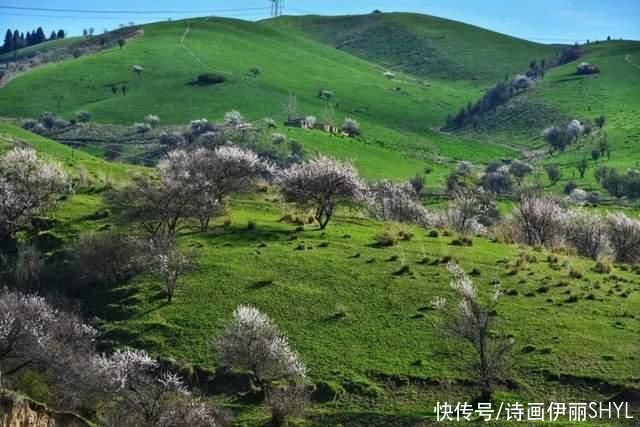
[179,22,232,76]
[625,54,640,70]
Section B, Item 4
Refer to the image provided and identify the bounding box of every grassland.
[265,13,558,84]
[1,13,639,426]
[452,40,640,194]
[0,16,523,178]
[3,125,633,425]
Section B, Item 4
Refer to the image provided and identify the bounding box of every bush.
[75,110,91,123]
[74,232,148,285]
[342,118,361,137]
[594,260,612,274]
[576,62,600,75]
[564,181,578,195]
[374,232,397,247]
[197,73,226,85]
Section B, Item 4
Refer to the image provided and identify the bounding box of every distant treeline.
[2,27,66,53]
[445,45,582,129]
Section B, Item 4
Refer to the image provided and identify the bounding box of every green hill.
[0,17,523,180]
[7,119,632,425]
[451,40,640,191]
[0,18,472,130]
[265,12,559,83]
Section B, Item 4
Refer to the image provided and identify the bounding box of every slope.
[452,40,640,190]
[265,12,559,84]
[0,18,472,130]
[7,125,639,426]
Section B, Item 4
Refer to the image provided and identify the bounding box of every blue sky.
[1,0,638,44]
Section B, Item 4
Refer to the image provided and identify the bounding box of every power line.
[0,11,271,21]
[0,5,270,15]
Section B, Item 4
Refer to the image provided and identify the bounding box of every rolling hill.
[1,11,640,425]
[3,123,638,426]
[265,12,559,83]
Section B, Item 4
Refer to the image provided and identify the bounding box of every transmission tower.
[270,0,283,17]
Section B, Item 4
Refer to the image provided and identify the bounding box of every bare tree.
[74,231,148,285]
[105,173,188,237]
[434,263,513,401]
[276,156,366,229]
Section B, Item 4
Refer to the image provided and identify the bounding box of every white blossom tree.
[434,263,513,401]
[564,210,610,260]
[0,147,69,239]
[434,190,486,235]
[367,180,430,225]
[606,212,640,264]
[223,110,245,129]
[216,305,307,388]
[512,189,566,247]
[96,349,190,425]
[158,146,266,230]
[149,236,195,303]
[0,289,98,407]
[276,156,365,229]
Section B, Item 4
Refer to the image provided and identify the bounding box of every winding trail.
[625,54,640,70]
[179,22,232,75]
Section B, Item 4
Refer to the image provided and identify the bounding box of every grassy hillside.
[0,18,472,130]
[0,37,82,62]
[61,190,639,425]
[452,40,640,193]
[5,108,640,427]
[265,12,558,83]
[0,17,525,182]
[0,122,137,183]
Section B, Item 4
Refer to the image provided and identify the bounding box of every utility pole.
[270,0,283,17]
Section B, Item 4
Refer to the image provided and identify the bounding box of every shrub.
[75,110,91,123]
[563,210,610,260]
[249,66,261,78]
[594,260,612,274]
[197,73,226,85]
[428,230,439,238]
[144,114,160,127]
[374,232,397,247]
[606,212,640,264]
[342,118,361,137]
[576,62,600,75]
[74,231,148,285]
[564,181,578,195]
